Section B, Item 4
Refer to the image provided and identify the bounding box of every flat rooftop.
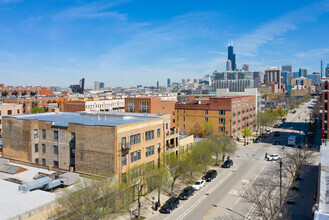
[7,111,167,127]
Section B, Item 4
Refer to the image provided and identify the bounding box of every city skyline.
[0,0,329,88]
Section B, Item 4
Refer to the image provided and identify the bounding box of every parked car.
[266,154,280,161]
[282,118,287,123]
[159,197,179,214]
[266,130,272,135]
[292,110,297,114]
[274,131,280,136]
[274,124,279,128]
[273,139,281,145]
[192,180,206,190]
[178,187,195,200]
[254,138,261,143]
[221,159,233,168]
[202,170,217,182]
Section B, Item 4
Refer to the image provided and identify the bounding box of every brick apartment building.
[0,103,23,136]
[0,84,53,97]
[3,96,63,113]
[125,97,176,128]
[265,67,284,93]
[2,112,192,177]
[322,78,329,139]
[175,96,256,136]
[64,99,125,112]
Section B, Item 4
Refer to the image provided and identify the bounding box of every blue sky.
[1,0,329,88]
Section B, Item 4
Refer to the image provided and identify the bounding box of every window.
[0,111,1,116]
[139,102,149,113]
[205,110,208,115]
[122,155,127,166]
[42,159,46,166]
[54,130,58,141]
[131,150,141,163]
[42,129,46,139]
[145,130,154,141]
[219,127,225,132]
[127,101,135,112]
[219,110,225,115]
[35,158,39,164]
[146,146,155,157]
[0,119,1,124]
[71,133,75,142]
[53,161,59,168]
[17,109,20,114]
[7,110,12,115]
[53,145,58,155]
[121,137,127,149]
[219,118,225,124]
[185,145,188,152]
[181,146,184,153]
[34,129,38,138]
[130,134,141,145]
[205,117,208,122]
[166,123,168,129]
[157,128,161,138]
[42,144,46,153]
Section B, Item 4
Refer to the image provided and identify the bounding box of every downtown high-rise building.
[228,40,236,71]
[299,68,308,77]
[281,65,292,88]
[265,67,283,92]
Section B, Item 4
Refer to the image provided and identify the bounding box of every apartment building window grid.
[145,146,155,157]
[130,134,141,145]
[219,118,225,124]
[7,110,12,115]
[34,129,38,138]
[127,101,135,112]
[157,128,161,138]
[219,110,225,115]
[53,145,58,155]
[145,130,154,141]
[122,155,127,166]
[35,144,38,153]
[139,102,149,113]
[42,144,46,153]
[131,150,141,163]
[121,137,127,149]
[219,127,225,132]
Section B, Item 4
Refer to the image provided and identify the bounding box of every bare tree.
[282,147,314,182]
[241,178,290,220]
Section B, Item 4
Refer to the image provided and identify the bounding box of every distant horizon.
[0,0,329,88]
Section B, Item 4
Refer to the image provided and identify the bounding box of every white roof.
[0,179,56,219]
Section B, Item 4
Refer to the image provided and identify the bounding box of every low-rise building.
[125,97,176,128]
[0,103,23,136]
[64,99,125,112]
[0,84,53,97]
[3,96,61,113]
[2,112,191,177]
[175,96,256,136]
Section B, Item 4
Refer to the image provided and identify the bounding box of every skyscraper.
[100,82,105,89]
[282,65,292,74]
[167,79,171,87]
[94,81,100,90]
[228,40,236,71]
[157,81,159,89]
[226,60,232,71]
[299,68,308,77]
[265,67,282,92]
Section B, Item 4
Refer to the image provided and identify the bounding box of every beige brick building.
[0,103,23,136]
[2,112,192,177]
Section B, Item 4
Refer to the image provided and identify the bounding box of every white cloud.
[236,0,329,56]
[53,0,128,20]
[296,48,329,58]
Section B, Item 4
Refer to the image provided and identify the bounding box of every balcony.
[166,128,179,140]
[121,145,130,154]
[166,144,175,150]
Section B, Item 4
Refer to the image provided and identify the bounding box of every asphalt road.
[150,99,317,220]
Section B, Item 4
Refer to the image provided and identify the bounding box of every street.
[150,98,319,220]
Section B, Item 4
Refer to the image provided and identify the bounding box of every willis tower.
[228,40,236,71]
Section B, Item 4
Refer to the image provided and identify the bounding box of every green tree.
[31,106,46,113]
[127,164,166,219]
[163,153,185,195]
[207,135,222,165]
[55,175,133,219]
[277,107,287,119]
[202,121,214,137]
[241,126,252,145]
[191,140,213,172]
[181,152,202,184]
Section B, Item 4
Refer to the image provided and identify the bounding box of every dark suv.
[222,159,233,168]
[178,187,195,200]
[202,170,217,182]
[159,197,179,214]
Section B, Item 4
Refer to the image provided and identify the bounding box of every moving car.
[253,138,261,143]
[202,170,217,182]
[159,197,179,214]
[178,187,195,200]
[221,159,233,168]
[266,154,280,161]
[192,180,206,190]
[266,130,272,135]
[274,131,280,136]
[273,139,281,145]
[292,110,297,114]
